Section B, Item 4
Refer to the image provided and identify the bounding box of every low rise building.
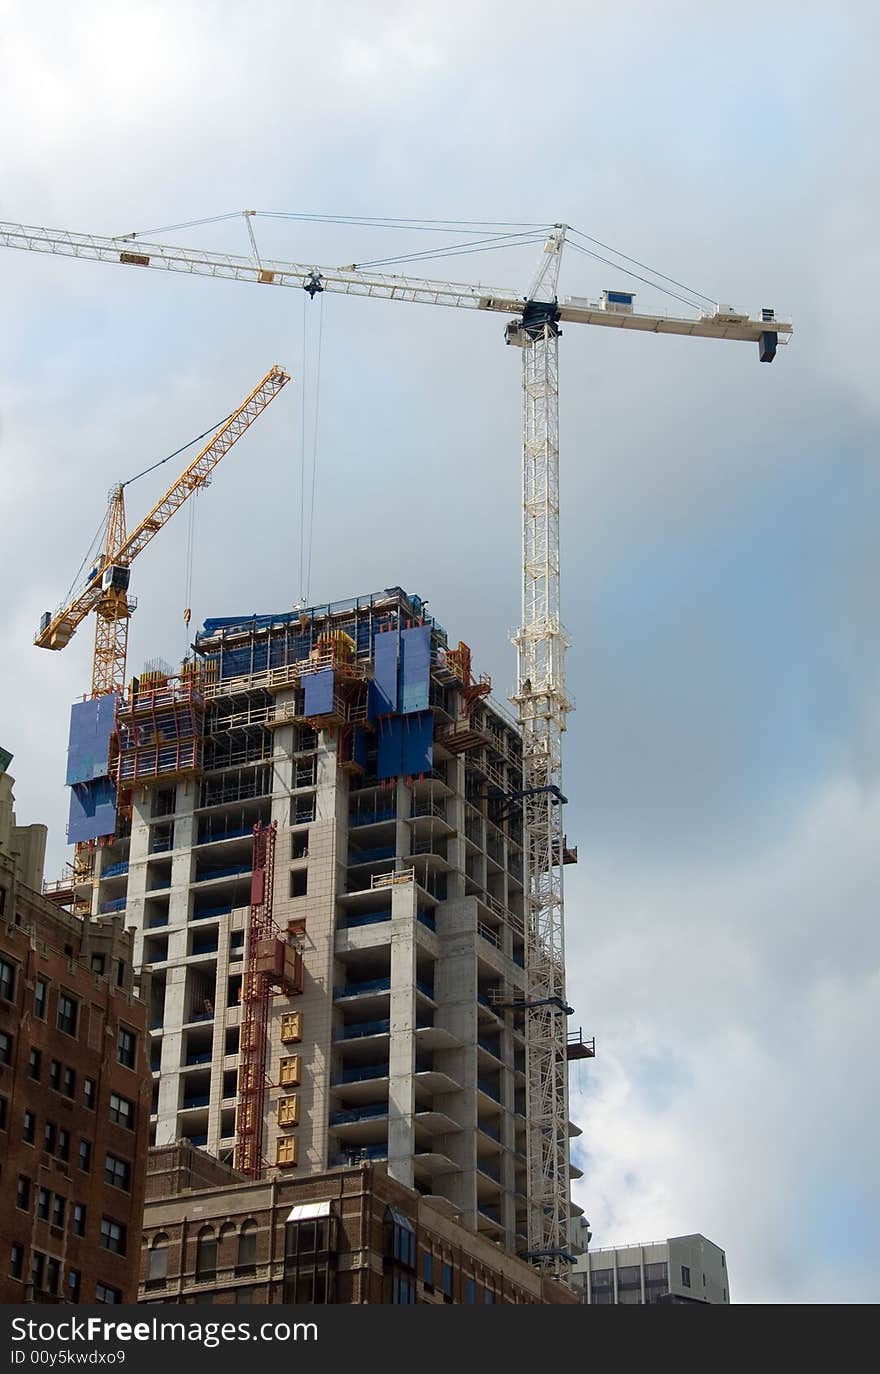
[0,760,151,1304]
[140,1143,578,1305]
[573,1234,730,1304]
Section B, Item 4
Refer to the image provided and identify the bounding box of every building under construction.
[61,585,587,1260]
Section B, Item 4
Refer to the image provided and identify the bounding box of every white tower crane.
[0,215,792,1277]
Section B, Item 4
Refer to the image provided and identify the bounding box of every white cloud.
[569,779,880,1302]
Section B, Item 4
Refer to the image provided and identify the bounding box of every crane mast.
[507,229,573,1269]
[92,483,131,697]
[1,213,792,1282]
[35,364,290,696]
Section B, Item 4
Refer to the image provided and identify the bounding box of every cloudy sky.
[1,0,878,1303]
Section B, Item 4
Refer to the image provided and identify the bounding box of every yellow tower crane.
[35,363,290,696]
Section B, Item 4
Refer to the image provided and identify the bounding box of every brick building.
[0,763,151,1304]
[141,1144,577,1305]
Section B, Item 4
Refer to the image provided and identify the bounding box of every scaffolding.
[236,821,304,1180]
[438,641,493,755]
[115,669,205,785]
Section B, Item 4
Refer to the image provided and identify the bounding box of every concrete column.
[434,896,478,1222]
[387,880,418,1188]
[156,963,186,1144]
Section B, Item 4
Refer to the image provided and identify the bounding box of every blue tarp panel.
[68,777,117,844]
[65,695,119,786]
[377,716,403,780]
[370,631,398,719]
[399,625,431,714]
[353,726,369,771]
[304,668,334,717]
[401,711,434,776]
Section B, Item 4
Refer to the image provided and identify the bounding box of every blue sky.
[1,0,878,1302]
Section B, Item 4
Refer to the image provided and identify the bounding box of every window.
[441,1263,453,1299]
[391,1272,416,1304]
[0,1094,7,1129]
[465,1277,476,1304]
[51,1195,66,1229]
[279,1055,301,1086]
[104,1154,131,1191]
[0,957,16,1001]
[37,1187,51,1220]
[95,1282,121,1304]
[423,1251,433,1287]
[278,1095,299,1126]
[109,1092,134,1128]
[45,1257,60,1296]
[282,1213,336,1305]
[290,870,307,898]
[22,1110,35,1144]
[57,1128,70,1162]
[9,1244,23,1280]
[280,1011,302,1043]
[57,993,79,1037]
[236,1221,257,1275]
[99,1217,126,1255]
[16,1176,31,1210]
[31,1252,45,1291]
[78,1138,92,1172]
[90,954,106,976]
[49,1060,61,1091]
[28,1048,41,1080]
[617,1264,641,1291]
[117,1025,136,1068]
[196,1227,217,1282]
[0,1030,12,1065]
[68,1269,81,1303]
[34,978,47,1019]
[62,1066,76,1098]
[276,1136,298,1166]
[681,1264,691,1288]
[83,1078,96,1110]
[147,1236,169,1287]
[72,1204,86,1237]
[44,1121,57,1153]
[385,1209,416,1268]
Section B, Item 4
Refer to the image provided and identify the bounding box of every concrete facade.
[572,1234,730,1305]
[76,588,583,1258]
[0,770,151,1305]
[139,1143,578,1305]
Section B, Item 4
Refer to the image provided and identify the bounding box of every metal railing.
[350,808,396,827]
[102,861,129,879]
[331,1064,389,1085]
[194,863,251,882]
[330,1103,389,1126]
[347,846,396,866]
[334,1019,391,1041]
[191,904,232,921]
[333,976,391,999]
[371,867,415,890]
[338,910,392,930]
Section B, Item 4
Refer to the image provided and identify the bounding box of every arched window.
[147,1233,169,1287]
[237,1220,257,1274]
[196,1226,217,1282]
